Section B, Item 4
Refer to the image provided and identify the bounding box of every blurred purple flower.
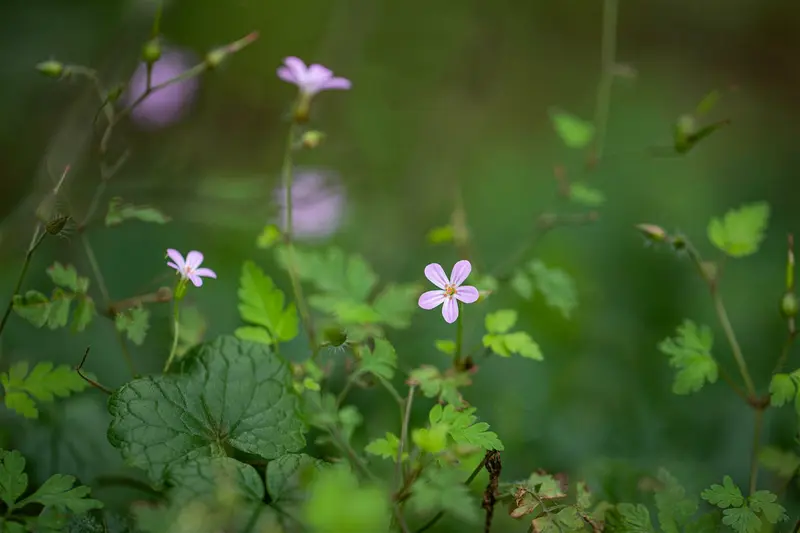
[277,57,351,97]
[126,47,199,129]
[167,249,217,287]
[274,169,345,240]
[418,260,480,323]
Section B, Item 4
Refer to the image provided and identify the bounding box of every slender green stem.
[329,427,375,481]
[455,303,464,368]
[591,0,618,164]
[773,331,797,375]
[0,226,45,339]
[711,287,756,397]
[164,297,181,373]
[749,407,765,496]
[395,385,415,491]
[280,121,318,355]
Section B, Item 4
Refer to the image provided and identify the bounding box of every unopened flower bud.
[301,130,325,149]
[671,235,687,251]
[204,48,227,69]
[36,60,64,78]
[322,326,348,347]
[142,39,162,64]
[636,223,667,243]
[781,292,798,319]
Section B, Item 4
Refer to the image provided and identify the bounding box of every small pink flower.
[166,249,217,287]
[418,260,480,323]
[277,56,351,97]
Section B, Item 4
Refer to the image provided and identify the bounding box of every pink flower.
[273,168,345,240]
[166,249,217,287]
[418,260,480,323]
[277,57,351,97]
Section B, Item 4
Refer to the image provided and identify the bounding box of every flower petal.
[194,267,217,279]
[277,66,298,84]
[283,57,308,81]
[442,298,459,323]
[189,274,204,287]
[418,290,446,310]
[306,64,333,84]
[166,249,185,270]
[455,285,479,304]
[424,263,449,289]
[321,76,351,90]
[167,261,180,271]
[449,259,472,287]
[185,251,204,269]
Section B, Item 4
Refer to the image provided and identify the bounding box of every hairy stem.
[749,407,765,496]
[0,226,45,339]
[164,297,181,373]
[711,285,756,397]
[281,121,318,355]
[591,0,619,165]
[455,303,464,368]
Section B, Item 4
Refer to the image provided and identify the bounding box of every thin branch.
[75,347,113,395]
[588,0,619,167]
[0,226,46,339]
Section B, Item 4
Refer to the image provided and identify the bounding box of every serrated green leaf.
[759,447,800,479]
[570,182,606,207]
[748,490,787,524]
[256,224,281,249]
[105,197,170,226]
[266,453,327,503]
[71,296,96,333]
[528,260,578,318]
[707,202,770,258]
[17,473,102,514]
[659,320,718,395]
[510,270,534,299]
[549,107,595,149]
[409,366,470,406]
[722,507,760,533]
[412,425,449,454]
[46,263,89,293]
[365,432,407,461]
[0,449,27,509]
[372,283,419,329]
[430,404,504,451]
[238,261,299,344]
[234,326,273,345]
[503,331,543,360]
[165,457,264,504]
[615,503,655,533]
[114,306,150,345]
[769,374,794,407]
[277,247,378,302]
[654,469,698,533]
[303,466,391,533]
[576,481,592,509]
[485,309,517,334]
[12,290,51,328]
[107,336,307,482]
[426,225,455,244]
[357,338,397,380]
[408,467,479,523]
[47,289,72,329]
[701,475,744,508]
[1,362,89,419]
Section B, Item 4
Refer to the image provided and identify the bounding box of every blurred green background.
[2,0,800,530]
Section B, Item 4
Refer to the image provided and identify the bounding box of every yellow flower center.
[444,285,456,298]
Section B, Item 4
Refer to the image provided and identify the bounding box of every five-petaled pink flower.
[166,249,217,287]
[418,260,480,323]
[277,56,352,97]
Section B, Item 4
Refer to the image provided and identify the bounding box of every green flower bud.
[204,48,227,69]
[671,235,687,251]
[36,60,64,78]
[322,326,348,347]
[636,223,668,243]
[142,39,162,64]
[301,130,326,149]
[781,292,798,319]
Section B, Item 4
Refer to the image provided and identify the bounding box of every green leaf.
[71,296,96,333]
[303,466,391,533]
[234,326,273,345]
[429,404,504,451]
[748,490,787,524]
[426,225,455,244]
[510,271,534,299]
[176,306,207,358]
[758,447,800,478]
[1,362,89,419]
[165,457,264,504]
[701,475,744,508]
[277,247,378,302]
[707,202,770,258]
[47,289,72,329]
[0,449,27,509]
[105,197,170,226]
[654,469,698,533]
[408,467,479,523]
[528,260,578,318]
[371,283,419,329]
[266,453,327,503]
[412,425,449,454]
[614,503,656,533]
[434,340,456,355]
[114,306,150,346]
[485,309,518,334]
[769,374,794,407]
[17,473,102,514]
[46,262,89,293]
[238,261,299,344]
[658,320,718,395]
[12,290,51,328]
[721,507,760,533]
[684,512,722,533]
[409,365,471,406]
[570,182,606,207]
[357,338,397,380]
[365,432,408,462]
[503,332,544,360]
[2,520,26,533]
[576,481,592,509]
[256,224,281,249]
[107,336,307,482]
[549,107,594,149]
